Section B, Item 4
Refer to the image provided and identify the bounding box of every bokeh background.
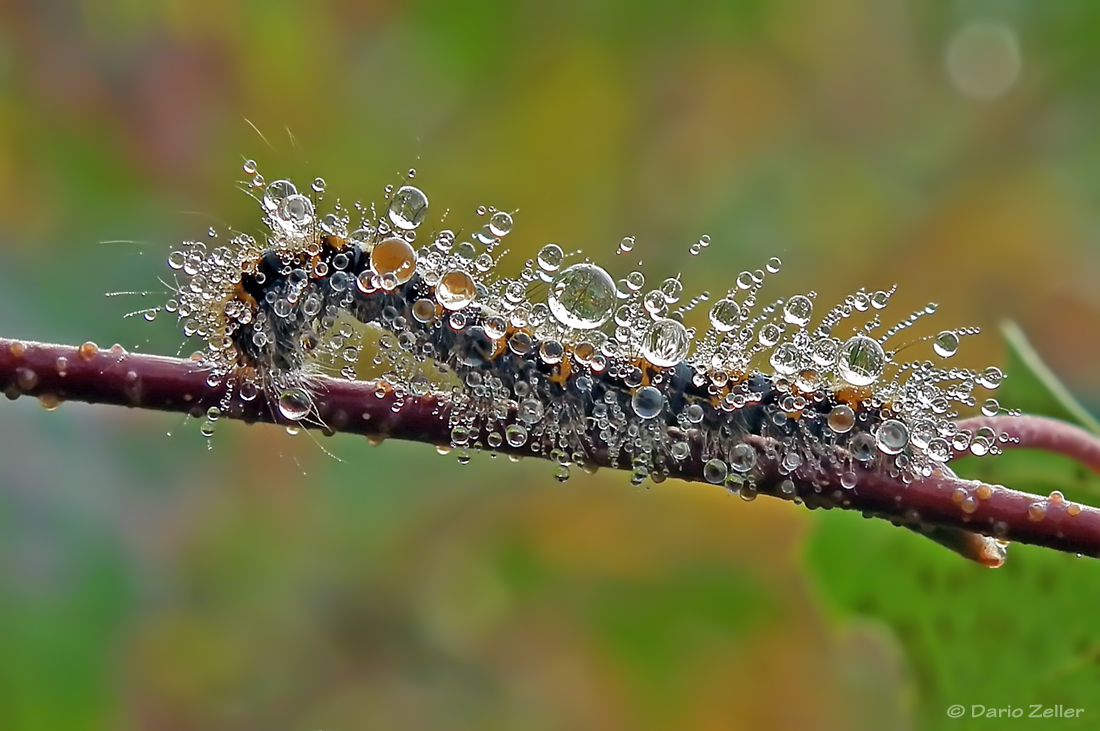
[2,2,1100,730]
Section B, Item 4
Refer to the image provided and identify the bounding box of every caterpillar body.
[161,162,1006,490]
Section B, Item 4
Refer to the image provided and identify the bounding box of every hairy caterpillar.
[159,160,1007,491]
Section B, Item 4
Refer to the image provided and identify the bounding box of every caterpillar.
[159,160,1007,491]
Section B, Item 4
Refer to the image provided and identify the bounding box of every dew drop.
[262,179,296,212]
[827,405,855,433]
[505,424,529,447]
[782,295,813,327]
[933,330,960,358]
[370,237,418,287]
[730,443,757,473]
[850,432,877,462]
[631,386,664,419]
[548,263,616,329]
[537,244,564,273]
[876,419,909,454]
[641,318,690,368]
[489,211,513,237]
[277,194,314,228]
[977,366,1003,390]
[838,335,886,386]
[708,298,741,332]
[387,185,429,230]
[278,387,311,421]
[704,459,728,484]
[437,269,477,311]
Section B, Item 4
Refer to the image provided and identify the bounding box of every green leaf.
[807,514,1100,731]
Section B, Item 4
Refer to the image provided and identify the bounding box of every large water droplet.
[505,424,528,447]
[933,330,959,358]
[641,318,690,368]
[708,298,741,332]
[631,386,664,419]
[277,194,314,229]
[769,342,800,375]
[704,459,728,484]
[436,269,477,311]
[370,237,418,287]
[278,387,311,421]
[827,405,855,433]
[876,419,909,454]
[548,263,616,329]
[263,179,296,212]
[537,244,564,272]
[730,443,757,473]
[489,211,513,237]
[387,185,429,229]
[783,295,813,327]
[837,335,886,386]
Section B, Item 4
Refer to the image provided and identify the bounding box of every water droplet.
[977,366,1003,390]
[933,330,959,358]
[262,179,296,212]
[838,335,886,386]
[489,211,513,237]
[277,194,314,228]
[631,386,664,419]
[876,419,909,454]
[617,236,635,254]
[981,398,999,417]
[539,340,564,364]
[518,398,544,424]
[810,338,839,368]
[782,295,813,327]
[660,277,683,304]
[827,405,855,433]
[708,298,741,332]
[437,269,477,310]
[278,387,312,421]
[548,263,616,329]
[766,257,782,274]
[537,244,563,272]
[769,343,800,376]
[505,424,528,447]
[387,185,429,230]
[704,459,728,484]
[730,443,757,473]
[370,237,418,287]
[641,318,690,368]
[850,432,877,461]
[78,341,99,360]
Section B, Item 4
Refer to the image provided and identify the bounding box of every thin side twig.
[4,337,1100,565]
[956,415,1100,476]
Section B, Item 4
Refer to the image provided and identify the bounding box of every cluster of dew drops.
[158,160,1013,492]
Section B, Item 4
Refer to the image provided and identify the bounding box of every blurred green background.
[2,2,1100,730]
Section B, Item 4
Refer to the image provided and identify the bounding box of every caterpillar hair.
[161,160,1009,494]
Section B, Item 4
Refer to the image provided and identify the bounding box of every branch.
[956,415,1100,477]
[5,337,1100,566]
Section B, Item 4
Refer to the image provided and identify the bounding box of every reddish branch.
[4,337,1100,566]
[956,415,1100,476]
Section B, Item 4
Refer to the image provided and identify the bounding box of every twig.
[956,415,1100,477]
[4,337,1100,565]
